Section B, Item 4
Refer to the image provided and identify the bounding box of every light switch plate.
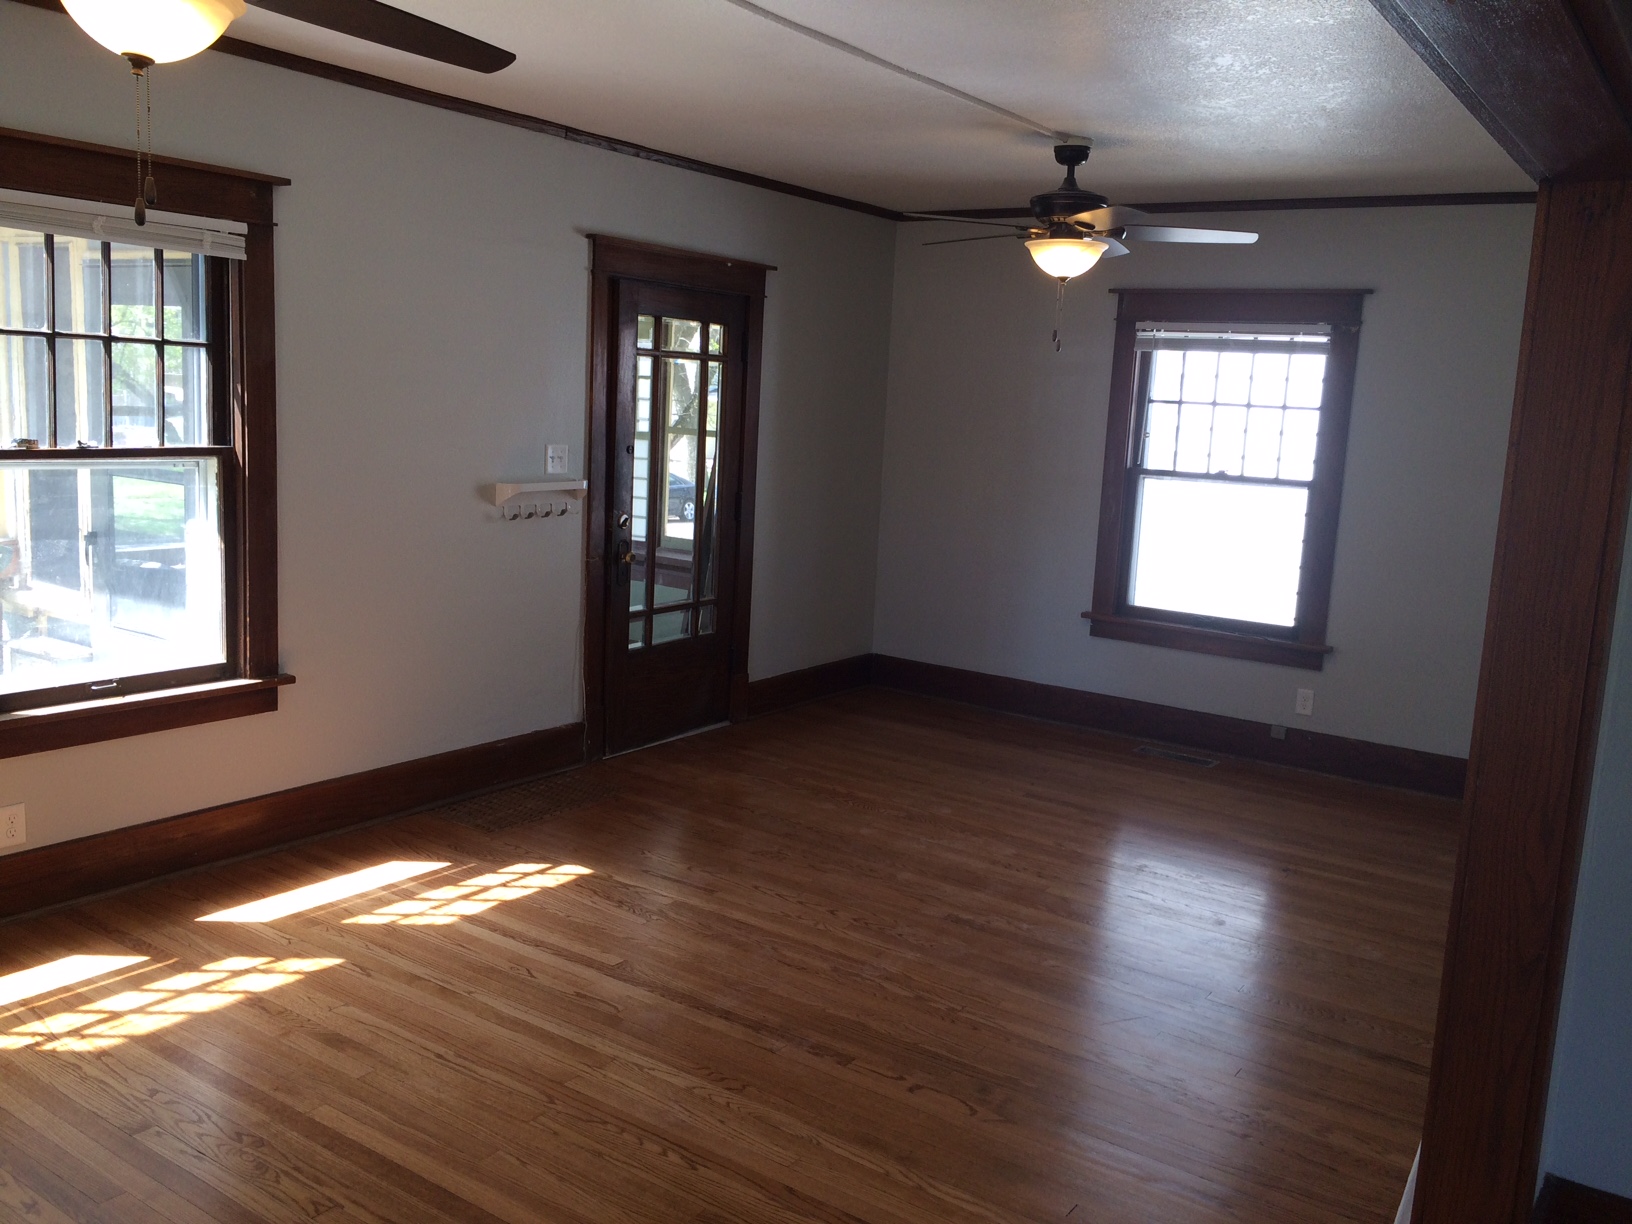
[546,444,568,475]
[1,803,24,849]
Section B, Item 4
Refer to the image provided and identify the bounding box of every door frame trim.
[583,235,770,759]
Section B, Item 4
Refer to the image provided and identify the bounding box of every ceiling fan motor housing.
[1031,142,1108,225]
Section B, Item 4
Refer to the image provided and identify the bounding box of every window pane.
[1285,353,1327,409]
[1279,409,1321,481]
[629,354,651,612]
[1174,403,1212,473]
[56,338,106,447]
[0,227,48,330]
[708,324,724,355]
[1243,407,1284,478]
[636,315,654,350]
[1131,476,1309,627]
[628,618,645,650]
[661,318,701,353]
[110,246,157,338]
[1149,349,1182,402]
[162,253,207,342]
[1215,352,1253,404]
[111,342,158,446]
[652,608,689,644]
[163,345,209,444]
[1181,350,1217,402]
[53,236,106,335]
[697,604,716,635]
[1249,352,1289,406]
[1,335,50,445]
[0,458,225,698]
[1208,403,1247,476]
[1143,401,1178,470]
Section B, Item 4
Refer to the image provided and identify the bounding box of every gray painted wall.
[1539,501,1632,1199]
[0,4,894,854]
[874,205,1533,757]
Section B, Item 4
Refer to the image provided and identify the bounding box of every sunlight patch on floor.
[0,955,150,1010]
[345,863,593,926]
[0,957,343,1052]
[198,861,452,922]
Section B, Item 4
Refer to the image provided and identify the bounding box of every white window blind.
[0,188,246,260]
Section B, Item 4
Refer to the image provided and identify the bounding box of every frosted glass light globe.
[63,0,246,64]
[1025,237,1108,280]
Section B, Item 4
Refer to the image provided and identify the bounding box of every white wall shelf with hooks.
[491,480,587,520]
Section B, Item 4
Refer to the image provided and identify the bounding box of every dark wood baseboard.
[742,654,876,718]
[871,654,1467,798]
[1534,1176,1632,1224]
[0,722,585,923]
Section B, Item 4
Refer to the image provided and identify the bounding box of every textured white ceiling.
[222,0,1532,211]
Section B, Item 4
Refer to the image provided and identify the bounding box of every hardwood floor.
[0,690,1461,1223]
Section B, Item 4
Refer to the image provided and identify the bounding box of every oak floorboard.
[0,690,1458,1223]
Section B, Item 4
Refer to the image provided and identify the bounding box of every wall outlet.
[546,444,568,475]
[1295,688,1316,717]
[1,803,23,849]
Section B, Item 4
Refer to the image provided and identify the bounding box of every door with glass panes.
[604,281,746,753]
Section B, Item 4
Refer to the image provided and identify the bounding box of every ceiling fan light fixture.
[63,0,246,64]
[1025,236,1108,281]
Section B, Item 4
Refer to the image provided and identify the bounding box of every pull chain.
[127,54,156,225]
[1052,278,1066,352]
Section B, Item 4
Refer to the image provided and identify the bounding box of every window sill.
[0,674,295,759]
[1084,612,1332,670]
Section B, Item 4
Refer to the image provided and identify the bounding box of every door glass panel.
[662,318,701,353]
[656,356,699,607]
[56,338,107,447]
[652,608,689,645]
[628,618,645,650]
[629,355,651,612]
[708,324,724,354]
[636,315,654,350]
[698,360,721,600]
[697,604,716,635]
[109,246,157,338]
[53,236,106,335]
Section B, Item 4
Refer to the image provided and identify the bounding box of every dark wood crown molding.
[912,192,1539,220]
[4,0,903,223]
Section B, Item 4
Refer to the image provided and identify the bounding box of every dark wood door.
[603,281,748,753]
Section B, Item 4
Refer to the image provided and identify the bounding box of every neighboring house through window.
[1087,290,1365,670]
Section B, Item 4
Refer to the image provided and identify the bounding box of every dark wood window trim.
[1085,288,1367,671]
[582,236,770,759]
[0,127,289,757]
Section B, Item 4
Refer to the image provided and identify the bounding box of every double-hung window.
[1088,290,1365,669]
[0,128,286,758]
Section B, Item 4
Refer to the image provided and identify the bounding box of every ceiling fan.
[908,143,1258,281]
[58,0,515,223]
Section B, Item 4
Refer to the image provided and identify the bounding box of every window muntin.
[1127,327,1331,629]
[0,223,235,713]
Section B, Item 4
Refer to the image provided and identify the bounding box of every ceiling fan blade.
[244,0,517,72]
[1099,236,1131,258]
[1122,224,1259,244]
[922,233,1025,246]
[903,212,1032,230]
[1070,205,1150,228]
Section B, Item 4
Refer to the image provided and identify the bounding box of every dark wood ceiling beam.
[1366,0,1632,180]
